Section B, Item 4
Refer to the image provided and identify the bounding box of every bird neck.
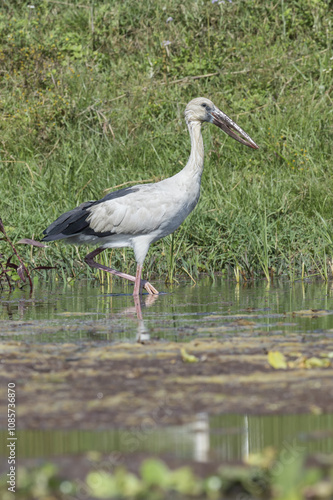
[184,119,204,178]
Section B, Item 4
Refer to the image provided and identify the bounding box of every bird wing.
[42,201,96,240]
[43,180,192,242]
[42,186,142,241]
[87,183,173,235]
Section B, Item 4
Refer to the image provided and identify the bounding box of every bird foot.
[142,280,159,295]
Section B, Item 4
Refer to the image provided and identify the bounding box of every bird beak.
[211,108,259,149]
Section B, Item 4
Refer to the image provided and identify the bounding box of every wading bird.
[43,97,258,295]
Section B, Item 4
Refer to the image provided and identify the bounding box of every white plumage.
[43,97,258,295]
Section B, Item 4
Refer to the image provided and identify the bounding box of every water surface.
[1,278,333,483]
[1,278,333,342]
[3,413,332,462]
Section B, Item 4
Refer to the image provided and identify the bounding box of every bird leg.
[84,248,159,296]
[132,263,159,296]
[133,264,143,296]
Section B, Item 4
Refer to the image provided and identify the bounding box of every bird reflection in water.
[127,293,159,341]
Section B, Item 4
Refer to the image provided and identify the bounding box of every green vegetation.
[1,0,332,284]
[3,451,333,499]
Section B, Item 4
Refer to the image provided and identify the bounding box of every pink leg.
[84,248,159,296]
[132,263,159,295]
[133,264,143,296]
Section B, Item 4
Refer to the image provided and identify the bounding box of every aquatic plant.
[0,218,51,292]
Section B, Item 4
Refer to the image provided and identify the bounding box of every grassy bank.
[0,0,332,284]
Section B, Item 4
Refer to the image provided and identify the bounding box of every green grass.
[0,0,333,284]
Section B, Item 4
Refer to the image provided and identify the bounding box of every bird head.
[185,97,259,149]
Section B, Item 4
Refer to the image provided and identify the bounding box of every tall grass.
[0,0,332,283]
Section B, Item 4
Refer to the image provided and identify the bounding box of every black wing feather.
[42,186,140,242]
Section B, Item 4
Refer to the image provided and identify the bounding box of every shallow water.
[3,412,332,461]
[1,277,333,342]
[1,277,333,486]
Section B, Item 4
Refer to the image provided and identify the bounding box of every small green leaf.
[114,468,141,496]
[86,471,118,498]
[170,466,200,494]
[140,458,170,488]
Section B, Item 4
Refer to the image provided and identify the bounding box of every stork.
[42,97,258,295]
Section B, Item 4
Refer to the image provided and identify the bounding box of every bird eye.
[201,103,207,108]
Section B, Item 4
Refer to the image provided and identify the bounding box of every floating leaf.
[267,351,287,370]
[180,348,199,363]
[304,357,330,369]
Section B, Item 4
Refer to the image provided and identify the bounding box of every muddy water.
[1,278,333,483]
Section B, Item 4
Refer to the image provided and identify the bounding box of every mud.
[1,332,332,430]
